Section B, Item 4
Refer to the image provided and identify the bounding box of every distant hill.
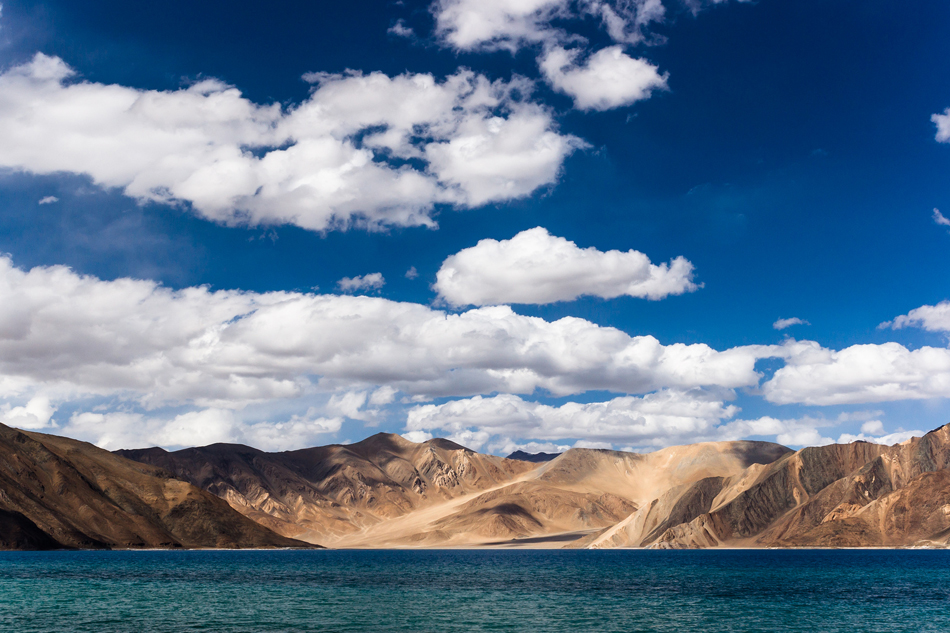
[576,426,950,549]
[118,433,537,546]
[118,433,794,548]
[5,421,950,550]
[0,423,312,550]
[506,450,561,463]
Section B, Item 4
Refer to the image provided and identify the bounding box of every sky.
[0,0,949,455]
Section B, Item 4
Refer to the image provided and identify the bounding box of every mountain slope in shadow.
[0,423,312,550]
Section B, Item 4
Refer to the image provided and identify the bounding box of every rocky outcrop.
[638,425,950,549]
[0,423,312,550]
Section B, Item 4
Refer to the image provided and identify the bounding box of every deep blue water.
[0,549,947,632]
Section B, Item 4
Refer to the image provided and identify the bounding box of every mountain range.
[2,421,949,549]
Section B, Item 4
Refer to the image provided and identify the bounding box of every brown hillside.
[0,423,312,550]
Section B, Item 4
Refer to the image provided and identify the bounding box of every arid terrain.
[3,421,949,550]
[0,423,310,550]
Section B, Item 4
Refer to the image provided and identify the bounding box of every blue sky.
[0,0,949,454]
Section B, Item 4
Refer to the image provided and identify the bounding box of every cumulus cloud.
[405,266,419,280]
[539,46,667,111]
[773,317,809,330]
[38,196,58,205]
[762,339,950,405]
[63,407,342,451]
[434,227,697,306]
[388,19,415,38]
[881,301,950,332]
[406,389,738,450]
[933,208,950,227]
[338,272,385,292]
[0,54,583,232]
[433,0,669,52]
[716,415,835,447]
[836,419,924,446]
[933,108,950,143]
[0,256,769,412]
[0,396,55,430]
[434,0,570,52]
[405,390,890,452]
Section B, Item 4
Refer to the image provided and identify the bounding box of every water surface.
[1,549,947,632]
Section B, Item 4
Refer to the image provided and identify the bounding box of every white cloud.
[406,389,739,450]
[933,208,950,227]
[402,430,434,443]
[586,0,666,44]
[10,255,947,448]
[434,0,569,52]
[836,423,924,446]
[836,410,884,423]
[63,407,342,451]
[0,256,769,412]
[433,0,669,52]
[0,54,582,232]
[434,227,697,306]
[405,391,892,451]
[388,19,415,38]
[38,196,58,205]
[715,415,834,447]
[241,411,343,451]
[0,395,55,430]
[881,300,950,332]
[338,272,385,292]
[405,266,419,280]
[773,317,809,330]
[539,46,667,111]
[369,385,398,406]
[762,339,950,405]
[490,439,571,455]
[933,108,950,143]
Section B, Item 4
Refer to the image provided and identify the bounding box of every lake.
[0,549,947,632]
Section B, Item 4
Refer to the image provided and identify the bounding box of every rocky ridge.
[5,422,949,549]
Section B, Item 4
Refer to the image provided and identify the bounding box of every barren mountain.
[506,450,561,463]
[10,421,947,550]
[0,423,311,550]
[120,434,790,548]
[119,433,535,545]
[584,424,950,549]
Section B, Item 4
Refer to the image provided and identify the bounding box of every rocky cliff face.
[600,425,950,549]
[0,423,311,550]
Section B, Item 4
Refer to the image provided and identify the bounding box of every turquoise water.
[0,549,948,632]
